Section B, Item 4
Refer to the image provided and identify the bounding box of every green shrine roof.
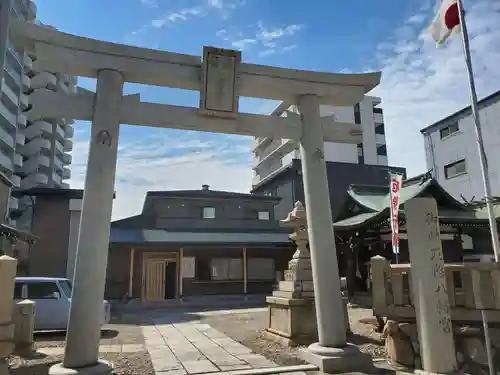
[333,173,499,230]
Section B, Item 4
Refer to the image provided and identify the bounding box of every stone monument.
[266,201,350,346]
[405,197,458,374]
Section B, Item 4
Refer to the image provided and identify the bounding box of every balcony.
[31,72,57,91]
[28,0,37,21]
[11,174,21,187]
[64,124,74,138]
[17,113,27,127]
[23,120,51,140]
[0,126,15,150]
[52,156,62,170]
[20,173,49,189]
[0,151,13,173]
[374,112,384,124]
[252,136,273,152]
[10,197,19,210]
[20,137,51,157]
[16,132,25,146]
[14,154,23,168]
[375,133,386,145]
[56,124,65,140]
[62,168,71,180]
[55,140,63,155]
[20,154,50,175]
[252,139,295,170]
[2,79,19,106]
[22,75,31,91]
[5,65,21,86]
[23,54,33,72]
[0,101,17,128]
[252,175,261,186]
[19,94,29,111]
[52,173,62,185]
[63,139,73,152]
[62,153,72,165]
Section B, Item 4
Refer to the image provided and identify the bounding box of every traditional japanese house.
[107,185,294,302]
[332,172,499,295]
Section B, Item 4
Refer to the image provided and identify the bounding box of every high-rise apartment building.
[0,0,75,213]
[252,95,387,186]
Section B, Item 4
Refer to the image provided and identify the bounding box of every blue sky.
[34,0,500,219]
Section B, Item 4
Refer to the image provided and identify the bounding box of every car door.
[26,281,65,330]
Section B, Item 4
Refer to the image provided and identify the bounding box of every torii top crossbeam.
[11,19,381,143]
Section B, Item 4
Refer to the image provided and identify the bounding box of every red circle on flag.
[444,3,460,30]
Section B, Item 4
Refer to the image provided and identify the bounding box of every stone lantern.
[265,201,350,346]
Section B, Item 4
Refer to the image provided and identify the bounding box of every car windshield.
[58,280,73,298]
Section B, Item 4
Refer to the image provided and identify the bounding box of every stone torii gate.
[11,20,380,375]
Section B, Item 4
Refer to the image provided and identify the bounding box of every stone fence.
[371,256,500,324]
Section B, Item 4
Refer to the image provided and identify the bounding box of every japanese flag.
[429,0,461,46]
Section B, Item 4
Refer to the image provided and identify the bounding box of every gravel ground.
[7,313,153,375]
[201,305,387,366]
[7,352,155,375]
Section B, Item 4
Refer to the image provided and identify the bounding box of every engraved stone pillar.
[405,198,457,374]
[13,300,35,356]
[49,70,124,375]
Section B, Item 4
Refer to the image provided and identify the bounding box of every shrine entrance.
[11,19,381,374]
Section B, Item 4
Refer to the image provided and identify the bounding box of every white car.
[14,277,110,331]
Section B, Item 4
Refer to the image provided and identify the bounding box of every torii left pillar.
[49,69,124,375]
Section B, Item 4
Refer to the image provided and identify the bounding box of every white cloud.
[216,22,304,55]
[139,0,157,7]
[69,127,252,220]
[373,0,500,177]
[145,0,245,29]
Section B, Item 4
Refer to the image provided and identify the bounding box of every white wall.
[424,99,500,202]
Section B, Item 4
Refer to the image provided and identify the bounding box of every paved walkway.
[142,317,309,375]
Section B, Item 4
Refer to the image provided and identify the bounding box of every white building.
[0,0,75,212]
[252,95,387,185]
[421,89,500,202]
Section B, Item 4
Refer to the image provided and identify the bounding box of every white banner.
[389,172,403,254]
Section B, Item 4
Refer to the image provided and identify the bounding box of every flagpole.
[457,0,500,263]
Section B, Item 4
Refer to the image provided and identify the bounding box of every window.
[444,159,467,179]
[354,103,361,124]
[258,211,270,220]
[439,123,459,139]
[357,143,364,164]
[27,282,60,299]
[375,123,385,135]
[211,258,242,280]
[247,258,275,280]
[373,107,383,114]
[196,259,212,281]
[202,207,215,219]
[377,145,387,156]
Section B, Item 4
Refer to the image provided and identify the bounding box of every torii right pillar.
[297,95,373,373]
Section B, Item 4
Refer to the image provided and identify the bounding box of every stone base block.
[266,296,351,347]
[266,296,317,346]
[49,359,113,375]
[299,342,373,373]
